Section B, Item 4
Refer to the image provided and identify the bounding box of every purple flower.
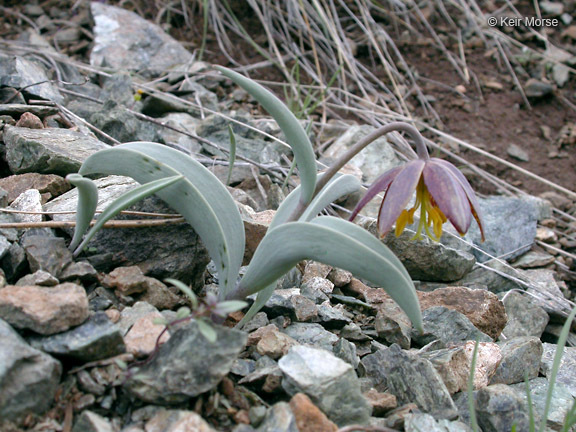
[350,157,485,241]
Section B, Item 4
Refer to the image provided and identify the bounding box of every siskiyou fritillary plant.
[66,66,484,337]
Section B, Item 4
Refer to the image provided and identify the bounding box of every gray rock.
[89,100,160,144]
[44,176,210,290]
[197,114,286,165]
[316,303,351,329]
[16,270,59,287]
[374,302,412,349]
[513,250,555,269]
[158,113,203,154]
[117,301,161,335]
[0,318,62,422]
[404,413,473,432]
[459,260,524,294]
[491,336,543,385]
[290,295,318,322]
[510,377,575,430]
[72,410,115,432]
[60,261,99,284]
[419,346,469,394]
[281,322,338,352]
[28,312,125,361]
[464,196,539,262]
[321,125,401,183]
[524,269,573,321]
[22,235,73,278]
[507,144,530,162]
[231,358,256,377]
[525,79,555,98]
[0,241,28,281]
[363,219,475,282]
[90,3,193,76]
[8,189,43,224]
[540,1,564,16]
[126,320,247,403]
[0,53,63,103]
[4,125,108,175]
[238,356,282,390]
[362,345,458,419]
[332,337,359,369]
[412,306,493,346]
[0,235,10,261]
[144,409,216,432]
[257,402,298,432]
[475,384,530,432]
[256,288,301,317]
[300,280,330,304]
[279,345,371,426]
[540,343,576,397]
[242,312,269,333]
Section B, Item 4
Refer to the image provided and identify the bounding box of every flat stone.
[281,323,339,353]
[126,321,247,403]
[500,291,549,338]
[28,312,126,361]
[475,384,530,432]
[540,342,576,397]
[509,377,575,430]
[0,318,62,422]
[9,189,43,223]
[361,345,457,419]
[103,265,148,295]
[45,176,209,290]
[256,328,299,360]
[513,250,555,269]
[363,389,397,416]
[123,312,170,357]
[404,413,473,432]
[374,301,412,349]
[464,196,539,262]
[0,53,63,103]
[459,260,524,294]
[157,113,203,154]
[0,283,89,335]
[22,235,73,278]
[60,261,99,284]
[4,125,108,175]
[72,410,115,432]
[525,79,555,98]
[417,287,507,340]
[420,346,469,394]
[316,303,351,329]
[279,345,371,426]
[257,402,298,432]
[91,3,194,76]
[506,144,530,162]
[491,336,542,385]
[524,269,573,321]
[289,393,338,432]
[116,301,160,335]
[144,409,215,432]
[412,306,493,346]
[16,269,59,287]
[362,219,475,282]
[0,173,70,204]
[461,341,502,389]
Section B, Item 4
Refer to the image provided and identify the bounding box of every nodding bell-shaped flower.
[349,145,485,242]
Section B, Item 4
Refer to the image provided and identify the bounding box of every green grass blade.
[73,175,183,256]
[66,174,98,251]
[216,66,317,205]
[226,125,237,186]
[539,304,576,432]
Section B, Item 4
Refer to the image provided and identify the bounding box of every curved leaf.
[73,175,184,256]
[78,143,244,296]
[269,173,361,230]
[216,66,317,205]
[237,282,276,328]
[66,174,98,251]
[238,216,422,331]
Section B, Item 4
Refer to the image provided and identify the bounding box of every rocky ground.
[1,1,576,432]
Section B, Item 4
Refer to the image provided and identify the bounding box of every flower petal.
[349,165,403,221]
[378,160,425,236]
[423,160,471,235]
[430,158,485,240]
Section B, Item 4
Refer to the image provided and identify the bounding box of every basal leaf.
[73,175,184,255]
[238,216,422,331]
[237,282,275,328]
[78,143,244,297]
[269,173,361,230]
[216,66,317,205]
[66,174,98,251]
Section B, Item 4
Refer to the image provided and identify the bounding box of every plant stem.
[286,122,428,223]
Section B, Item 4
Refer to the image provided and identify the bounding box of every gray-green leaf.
[238,216,422,331]
[66,174,98,251]
[216,66,317,206]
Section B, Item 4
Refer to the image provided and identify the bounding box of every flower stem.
[286,122,428,223]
